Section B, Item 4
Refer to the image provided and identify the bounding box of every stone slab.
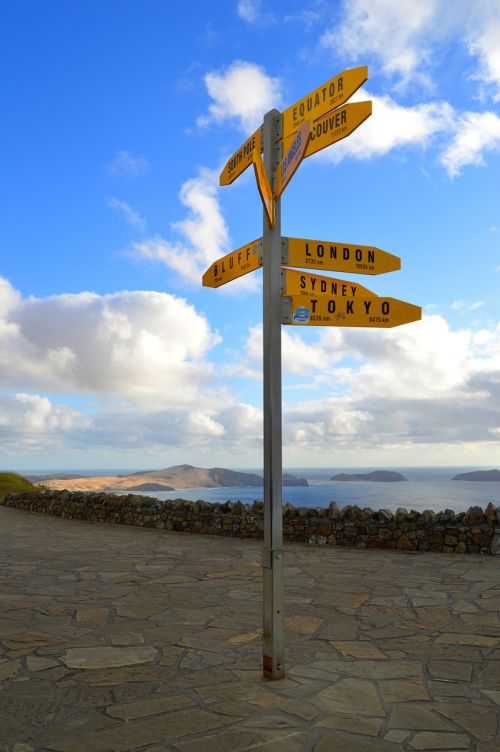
[314,678,385,717]
[409,731,471,749]
[62,646,157,669]
[379,678,429,703]
[48,708,229,751]
[174,729,309,751]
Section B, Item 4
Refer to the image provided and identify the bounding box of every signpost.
[202,239,262,288]
[275,121,310,199]
[283,295,421,328]
[253,148,275,228]
[220,126,263,186]
[281,268,377,299]
[203,65,421,681]
[282,65,368,138]
[282,237,401,275]
[282,101,372,160]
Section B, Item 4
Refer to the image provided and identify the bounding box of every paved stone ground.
[0,506,499,752]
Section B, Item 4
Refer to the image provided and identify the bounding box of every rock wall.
[2,490,500,555]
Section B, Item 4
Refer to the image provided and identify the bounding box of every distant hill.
[0,472,37,501]
[26,473,84,483]
[452,469,500,482]
[118,483,175,492]
[330,470,408,482]
[36,465,308,493]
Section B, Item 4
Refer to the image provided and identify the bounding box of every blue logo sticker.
[293,306,310,324]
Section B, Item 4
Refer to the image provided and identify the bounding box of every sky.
[1,0,500,471]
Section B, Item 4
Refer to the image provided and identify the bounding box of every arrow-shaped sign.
[282,66,368,139]
[282,295,421,328]
[282,101,372,161]
[275,121,310,198]
[281,269,377,298]
[281,237,400,275]
[253,150,274,227]
[219,126,263,187]
[202,239,262,288]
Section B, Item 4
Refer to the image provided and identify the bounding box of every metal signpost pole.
[208,65,419,680]
[262,108,285,680]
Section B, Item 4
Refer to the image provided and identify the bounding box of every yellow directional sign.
[253,151,274,227]
[202,239,262,288]
[220,126,262,186]
[275,121,310,199]
[282,269,377,298]
[281,237,400,276]
[283,295,421,328]
[282,66,368,139]
[282,101,372,161]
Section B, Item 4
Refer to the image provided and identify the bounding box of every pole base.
[263,654,285,680]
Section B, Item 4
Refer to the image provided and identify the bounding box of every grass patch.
[0,472,37,502]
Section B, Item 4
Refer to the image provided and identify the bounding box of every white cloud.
[314,91,500,180]
[231,313,500,453]
[197,60,282,132]
[232,315,475,399]
[440,110,500,177]
[237,0,260,23]
[134,168,228,285]
[0,277,219,405]
[466,3,500,99]
[0,277,270,459]
[0,393,84,435]
[468,301,485,311]
[281,313,500,449]
[324,0,500,99]
[107,150,149,177]
[451,300,464,311]
[320,90,453,163]
[134,168,260,292]
[332,315,472,399]
[108,198,146,231]
[225,324,347,381]
[326,0,437,87]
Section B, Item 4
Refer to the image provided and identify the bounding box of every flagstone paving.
[0,505,499,752]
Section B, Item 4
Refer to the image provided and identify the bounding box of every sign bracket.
[281,237,289,265]
[281,295,292,324]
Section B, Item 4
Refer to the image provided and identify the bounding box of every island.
[452,469,500,481]
[33,464,309,493]
[330,470,408,482]
[283,473,308,487]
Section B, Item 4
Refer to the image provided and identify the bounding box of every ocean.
[119,466,500,514]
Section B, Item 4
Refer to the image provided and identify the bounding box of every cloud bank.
[2,279,500,462]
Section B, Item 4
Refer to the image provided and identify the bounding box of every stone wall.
[2,489,500,555]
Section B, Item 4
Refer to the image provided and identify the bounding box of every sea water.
[125,467,500,514]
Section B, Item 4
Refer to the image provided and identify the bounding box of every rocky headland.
[34,464,308,493]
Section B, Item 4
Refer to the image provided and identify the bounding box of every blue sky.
[2,0,500,470]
